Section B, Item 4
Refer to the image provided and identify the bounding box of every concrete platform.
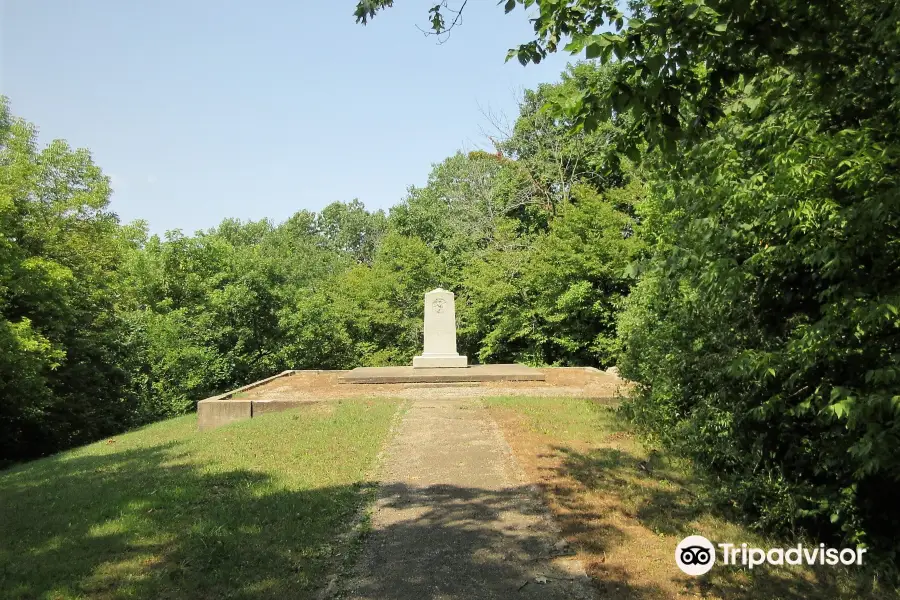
[339,363,545,384]
[197,367,623,431]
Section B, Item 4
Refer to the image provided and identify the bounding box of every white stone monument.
[413,288,468,368]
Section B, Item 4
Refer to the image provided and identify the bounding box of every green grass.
[487,394,618,441]
[485,397,898,600]
[0,399,400,600]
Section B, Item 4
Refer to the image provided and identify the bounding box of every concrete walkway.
[336,398,595,600]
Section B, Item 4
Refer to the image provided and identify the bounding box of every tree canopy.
[0,0,897,578]
[0,64,642,463]
[352,0,900,572]
[355,1,899,152]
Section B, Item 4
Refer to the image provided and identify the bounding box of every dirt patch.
[488,402,879,600]
[489,406,691,599]
[239,367,627,403]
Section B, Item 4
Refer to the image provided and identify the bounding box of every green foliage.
[117,214,349,419]
[605,0,900,568]
[0,98,135,462]
[461,183,643,366]
[0,100,394,461]
[387,66,645,366]
[391,151,529,267]
[618,70,900,558]
[2,63,642,464]
[315,198,387,264]
[0,399,400,598]
[499,62,631,196]
[358,1,899,154]
[356,0,900,571]
[287,232,441,368]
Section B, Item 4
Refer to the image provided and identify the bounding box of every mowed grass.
[485,397,898,600]
[0,399,401,600]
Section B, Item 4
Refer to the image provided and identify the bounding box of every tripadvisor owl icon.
[676,535,716,575]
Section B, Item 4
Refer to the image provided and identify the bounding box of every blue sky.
[2,1,576,234]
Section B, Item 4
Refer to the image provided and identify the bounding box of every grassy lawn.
[486,396,898,600]
[0,399,401,600]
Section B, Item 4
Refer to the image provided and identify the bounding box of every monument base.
[340,363,545,384]
[413,354,468,368]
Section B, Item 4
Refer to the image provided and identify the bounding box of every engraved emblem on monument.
[432,298,446,314]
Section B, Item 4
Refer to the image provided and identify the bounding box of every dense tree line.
[358,0,900,576]
[2,0,898,577]
[0,70,642,465]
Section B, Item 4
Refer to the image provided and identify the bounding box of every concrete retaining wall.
[250,399,311,417]
[197,398,252,431]
[197,370,297,431]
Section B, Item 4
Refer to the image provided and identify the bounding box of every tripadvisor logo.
[676,535,716,575]
[675,535,867,576]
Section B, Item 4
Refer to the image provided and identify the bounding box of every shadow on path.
[339,480,603,599]
[1,443,364,599]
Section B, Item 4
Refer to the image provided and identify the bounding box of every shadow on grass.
[548,445,888,600]
[1,438,666,599]
[0,441,675,599]
[2,438,887,599]
[0,443,370,599]
[558,445,704,538]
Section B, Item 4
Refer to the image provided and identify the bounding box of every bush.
[618,70,900,565]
